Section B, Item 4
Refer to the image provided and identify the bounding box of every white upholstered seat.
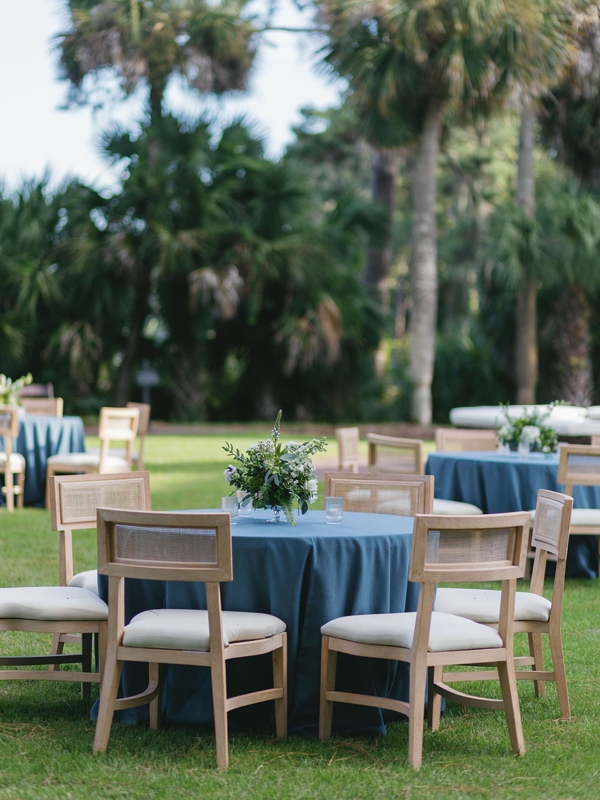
[68,569,99,596]
[0,452,25,471]
[0,586,107,621]
[321,611,503,653]
[530,507,600,527]
[433,498,483,515]
[47,452,130,472]
[123,608,286,651]
[434,587,551,623]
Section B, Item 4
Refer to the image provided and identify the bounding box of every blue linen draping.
[96,510,417,736]
[5,415,86,506]
[426,450,600,578]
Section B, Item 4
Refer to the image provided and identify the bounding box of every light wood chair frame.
[435,428,498,452]
[557,443,600,574]
[325,472,434,515]
[93,509,288,769]
[367,433,425,474]
[18,382,54,398]
[0,406,24,511]
[335,427,360,473]
[126,402,150,471]
[20,398,64,417]
[46,406,140,508]
[319,511,529,769]
[434,490,573,721]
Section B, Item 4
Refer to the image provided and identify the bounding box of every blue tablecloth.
[98,510,417,736]
[10,415,85,506]
[426,451,600,578]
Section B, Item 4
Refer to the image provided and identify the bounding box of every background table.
[426,451,600,578]
[15,414,85,506]
[99,510,417,736]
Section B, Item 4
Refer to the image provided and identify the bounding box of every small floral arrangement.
[0,373,32,406]
[497,403,558,453]
[223,410,327,525]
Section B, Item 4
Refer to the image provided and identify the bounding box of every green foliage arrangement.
[222,411,327,524]
[497,403,559,453]
[0,373,32,406]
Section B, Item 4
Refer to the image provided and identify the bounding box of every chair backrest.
[127,402,150,436]
[49,472,151,585]
[367,433,424,474]
[18,382,54,398]
[529,490,573,613]
[557,443,600,496]
[325,472,434,515]
[435,428,498,452]
[97,509,233,584]
[20,398,64,417]
[98,407,140,468]
[592,436,600,447]
[335,427,360,472]
[0,405,19,442]
[409,511,529,650]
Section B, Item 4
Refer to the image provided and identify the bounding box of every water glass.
[221,496,238,524]
[325,496,343,524]
[518,441,531,458]
[237,490,253,516]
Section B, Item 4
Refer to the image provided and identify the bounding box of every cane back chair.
[335,427,360,473]
[20,398,64,417]
[319,511,529,768]
[0,406,25,511]
[435,428,498,452]
[93,509,288,768]
[557,443,600,576]
[325,472,434,516]
[367,433,424,474]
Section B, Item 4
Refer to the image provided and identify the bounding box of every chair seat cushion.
[530,507,600,527]
[68,569,99,596]
[321,611,503,652]
[86,447,139,461]
[433,498,483,515]
[434,587,551,623]
[47,452,130,472]
[0,587,108,621]
[0,452,26,472]
[123,608,286,651]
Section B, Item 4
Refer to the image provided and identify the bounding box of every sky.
[0,0,345,193]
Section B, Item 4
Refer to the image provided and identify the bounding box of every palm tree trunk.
[408,97,445,424]
[515,105,537,405]
[364,149,399,307]
[553,283,593,406]
[113,268,152,406]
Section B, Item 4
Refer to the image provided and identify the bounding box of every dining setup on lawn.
[0,393,599,769]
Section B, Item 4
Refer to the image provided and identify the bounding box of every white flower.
[307,479,318,493]
[223,465,237,482]
[521,425,541,444]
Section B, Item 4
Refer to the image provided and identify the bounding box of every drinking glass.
[221,496,238,524]
[237,490,253,516]
[325,496,343,524]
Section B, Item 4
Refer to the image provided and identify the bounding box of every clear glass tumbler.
[325,496,343,524]
[221,495,238,524]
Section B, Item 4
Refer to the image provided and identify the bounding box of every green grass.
[1,434,599,799]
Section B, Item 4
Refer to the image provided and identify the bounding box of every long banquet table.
[97,509,418,736]
[426,450,600,578]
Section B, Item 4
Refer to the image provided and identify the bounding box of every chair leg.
[549,628,571,721]
[49,633,65,672]
[148,662,161,730]
[211,657,229,769]
[45,467,54,510]
[528,632,546,697]
[81,633,93,699]
[427,665,443,731]
[408,657,428,769]
[5,468,14,513]
[497,659,525,756]
[319,637,337,741]
[93,654,123,753]
[273,634,288,738]
[17,472,24,509]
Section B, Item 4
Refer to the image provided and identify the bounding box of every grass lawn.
[1,434,599,799]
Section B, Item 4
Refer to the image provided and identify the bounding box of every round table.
[426,450,600,578]
[98,510,417,736]
[14,414,85,506]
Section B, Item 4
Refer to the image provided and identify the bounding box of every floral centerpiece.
[497,403,558,453]
[223,410,327,525]
[0,373,32,406]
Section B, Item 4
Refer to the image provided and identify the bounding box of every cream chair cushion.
[433,498,483,515]
[0,452,26,472]
[0,587,108,621]
[86,447,139,461]
[321,611,503,652]
[123,608,286,651]
[47,452,130,472]
[530,507,600,527]
[69,569,99,596]
[434,587,551,623]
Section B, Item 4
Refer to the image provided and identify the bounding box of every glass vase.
[266,506,286,523]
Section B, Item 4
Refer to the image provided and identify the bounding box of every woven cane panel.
[566,454,600,475]
[371,447,419,474]
[0,413,12,432]
[531,499,562,555]
[60,481,146,525]
[426,528,512,565]
[115,524,217,565]
[335,482,422,515]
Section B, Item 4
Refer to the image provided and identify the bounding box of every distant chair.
[21,398,64,418]
[87,403,150,471]
[367,433,424,473]
[18,383,54,398]
[0,406,25,511]
[435,428,498,452]
[335,427,360,473]
[325,472,434,516]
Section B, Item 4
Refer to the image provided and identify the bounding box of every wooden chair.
[18,382,54,398]
[319,511,529,768]
[367,433,424,473]
[21,398,64,417]
[434,490,573,720]
[45,407,140,508]
[335,427,360,472]
[325,472,434,515]
[93,509,288,768]
[127,402,150,470]
[435,428,498,451]
[557,443,600,576]
[0,406,25,511]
